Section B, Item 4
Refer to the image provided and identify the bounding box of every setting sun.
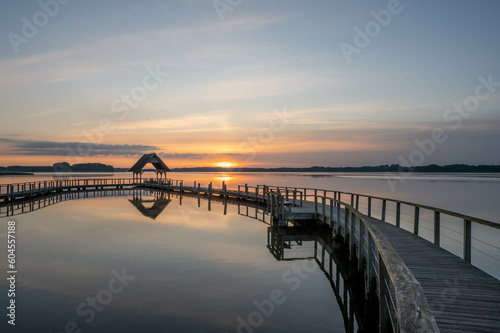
[215,162,237,168]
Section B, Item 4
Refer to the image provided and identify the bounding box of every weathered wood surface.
[367,216,500,333]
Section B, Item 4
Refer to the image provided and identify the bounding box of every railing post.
[381,199,386,222]
[414,206,420,235]
[322,197,326,224]
[337,202,341,232]
[367,233,376,299]
[356,195,359,210]
[281,196,285,222]
[330,199,334,228]
[358,218,366,271]
[396,202,401,228]
[434,211,440,246]
[464,219,472,263]
[368,197,371,217]
[379,259,389,333]
[350,211,355,259]
[343,206,349,239]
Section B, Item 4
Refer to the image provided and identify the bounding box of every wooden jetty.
[1,178,500,332]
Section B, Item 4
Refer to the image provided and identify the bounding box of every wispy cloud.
[1,139,158,156]
[30,108,63,117]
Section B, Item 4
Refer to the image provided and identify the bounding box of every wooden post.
[350,211,355,259]
[464,219,472,263]
[414,206,420,235]
[281,196,285,222]
[343,206,349,239]
[337,202,341,232]
[314,195,318,217]
[368,197,371,217]
[367,234,376,299]
[359,218,366,271]
[434,211,440,246]
[330,199,334,228]
[379,260,389,333]
[382,199,386,222]
[396,202,401,228]
[356,195,359,210]
[322,196,326,224]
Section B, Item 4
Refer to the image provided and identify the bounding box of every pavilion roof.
[128,153,172,173]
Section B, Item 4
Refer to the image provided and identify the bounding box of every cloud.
[158,152,240,160]
[0,138,242,159]
[0,139,158,156]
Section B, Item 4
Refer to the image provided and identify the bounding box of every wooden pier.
[1,178,499,332]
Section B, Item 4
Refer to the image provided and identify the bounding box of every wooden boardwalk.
[369,217,500,333]
[285,200,500,332]
[2,178,500,332]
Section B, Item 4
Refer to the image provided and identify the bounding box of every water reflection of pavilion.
[128,190,171,220]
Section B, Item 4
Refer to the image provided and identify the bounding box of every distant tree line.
[2,163,500,174]
[171,164,500,173]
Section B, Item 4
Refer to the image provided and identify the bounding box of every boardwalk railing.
[4,177,498,331]
[261,184,500,279]
[268,190,439,332]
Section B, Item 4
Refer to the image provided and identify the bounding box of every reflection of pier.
[267,225,378,333]
[0,186,265,220]
[0,188,136,217]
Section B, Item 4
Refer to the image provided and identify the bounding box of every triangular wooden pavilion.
[128,153,171,182]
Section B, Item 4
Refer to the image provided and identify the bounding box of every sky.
[0,0,499,168]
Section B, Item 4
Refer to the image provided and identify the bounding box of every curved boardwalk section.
[369,217,500,333]
[2,178,500,332]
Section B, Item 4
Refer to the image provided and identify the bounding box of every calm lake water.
[0,190,375,332]
[1,172,499,332]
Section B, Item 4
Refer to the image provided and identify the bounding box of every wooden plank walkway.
[283,200,500,332]
[2,178,500,331]
[368,217,500,333]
